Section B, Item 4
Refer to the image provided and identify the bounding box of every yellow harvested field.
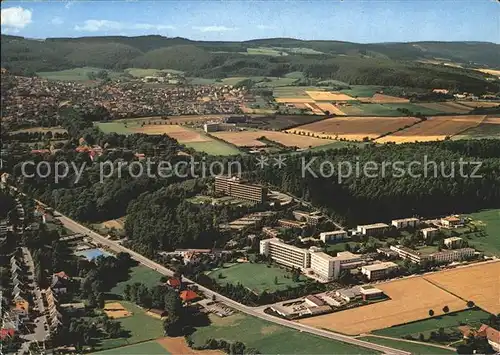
[213,130,333,148]
[298,277,467,335]
[104,302,132,319]
[132,124,211,143]
[314,103,346,116]
[305,91,355,101]
[424,261,500,314]
[293,103,308,109]
[457,101,500,108]
[287,116,419,141]
[305,103,324,115]
[369,94,410,103]
[375,115,486,143]
[102,218,125,230]
[275,97,316,103]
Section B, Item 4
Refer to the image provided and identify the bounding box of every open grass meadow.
[92,340,169,354]
[183,140,243,156]
[340,85,383,97]
[37,67,124,82]
[109,265,163,298]
[96,301,165,351]
[207,263,306,293]
[357,336,455,355]
[125,67,184,77]
[190,313,378,354]
[373,308,491,338]
[465,209,500,255]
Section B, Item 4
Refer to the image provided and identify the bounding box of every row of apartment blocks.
[388,245,476,264]
[214,176,267,203]
[259,238,365,282]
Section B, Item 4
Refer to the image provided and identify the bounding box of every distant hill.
[2,35,499,93]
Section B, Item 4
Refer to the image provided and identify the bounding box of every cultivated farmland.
[457,101,500,108]
[212,130,334,148]
[453,116,500,140]
[423,261,500,314]
[298,277,467,335]
[416,102,472,114]
[363,94,410,104]
[314,103,346,116]
[287,116,420,141]
[375,115,486,143]
[305,91,355,101]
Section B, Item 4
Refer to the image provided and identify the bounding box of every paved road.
[55,210,409,355]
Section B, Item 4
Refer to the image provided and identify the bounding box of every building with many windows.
[214,176,267,203]
[361,262,399,280]
[391,218,419,229]
[260,238,310,270]
[309,249,341,281]
[444,237,464,249]
[357,223,390,236]
[432,248,475,263]
[319,230,349,243]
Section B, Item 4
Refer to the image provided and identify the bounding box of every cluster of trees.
[122,282,187,336]
[7,131,69,143]
[252,139,500,226]
[189,337,260,355]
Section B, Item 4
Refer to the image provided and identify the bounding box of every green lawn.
[109,265,163,298]
[380,103,443,115]
[357,336,455,354]
[38,67,124,81]
[207,263,306,293]
[464,209,500,256]
[92,340,168,354]
[96,301,165,351]
[191,313,378,354]
[184,140,242,156]
[373,308,491,338]
[341,85,383,97]
[95,121,134,135]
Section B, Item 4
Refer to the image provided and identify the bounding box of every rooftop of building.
[444,236,463,241]
[358,222,390,229]
[392,217,420,223]
[362,262,398,271]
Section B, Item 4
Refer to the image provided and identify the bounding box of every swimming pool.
[75,248,112,261]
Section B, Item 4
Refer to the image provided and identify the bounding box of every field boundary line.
[363,334,457,351]
[421,277,468,302]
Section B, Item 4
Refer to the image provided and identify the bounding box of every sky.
[1,0,499,43]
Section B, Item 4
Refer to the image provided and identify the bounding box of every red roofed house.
[166,278,181,288]
[54,271,70,280]
[180,290,199,303]
[0,328,15,340]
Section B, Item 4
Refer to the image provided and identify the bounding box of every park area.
[95,301,165,351]
[298,276,467,335]
[206,263,306,294]
[190,313,377,354]
[109,265,163,298]
[212,130,334,148]
[375,115,486,143]
[287,116,419,141]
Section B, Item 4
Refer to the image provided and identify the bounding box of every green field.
[96,301,164,350]
[341,103,401,116]
[92,340,168,354]
[38,67,124,82]
[245,47,286,56]
[341,85,383,97]
[273,86,325,98]
[357,336,455,354]
[184,140,242,156]
[465,209,500,255]
[191,313,378,354]
[308,141,368,151]
[95,121,134,135]
[380,103,443,115]
[207,263,306,293]
[109,265,163,298]
[453,120,500,140]
[373,308,491,338]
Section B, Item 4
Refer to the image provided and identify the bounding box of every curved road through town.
[55,210,409,355]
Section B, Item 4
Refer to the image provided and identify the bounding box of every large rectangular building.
[432,248,475,263]
[357,223,390,236]
[310,250,341,281]
[214,176,267,203]
[320,230,348,243]
[390,245,430,264]
[260,238,310,270]
[391,218,419,229]
[361,262,399,280]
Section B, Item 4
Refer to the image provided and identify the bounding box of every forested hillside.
[2,35,499,93]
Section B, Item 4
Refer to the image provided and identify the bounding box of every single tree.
[428,309,435,317]
[443,305,450,314]
[467,300,475,308]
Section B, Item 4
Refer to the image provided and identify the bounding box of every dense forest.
[2,35,499,93]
